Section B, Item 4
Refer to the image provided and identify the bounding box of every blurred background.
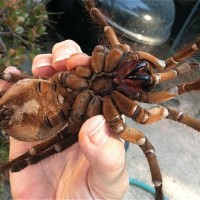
[46,0,200,58]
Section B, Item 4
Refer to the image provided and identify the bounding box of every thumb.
[79,115,128,199]
[79,114,124,170]
[79,115,110,147]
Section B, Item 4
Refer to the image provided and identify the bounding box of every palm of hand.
[10,138,90,199]
[10,126,127,199]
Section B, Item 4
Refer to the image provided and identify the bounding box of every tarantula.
[0,0,200,199]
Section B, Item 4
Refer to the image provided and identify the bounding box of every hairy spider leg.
[0,72,31,83]
[150,62,200,88]
[130,51,166,71]
[102,95,163,200]
[151,63,199,85]
[0,129,76,172]
[27,133,78,167]
[111,91,168,125]
[124,76,200,132]
[112,90,200,133]
[167,107,200,132]
[132,77,200,104]
[84,0,166,72]
[0,72,32,97]
[165,37,200,68]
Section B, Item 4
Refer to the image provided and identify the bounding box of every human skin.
[0,40,129,199]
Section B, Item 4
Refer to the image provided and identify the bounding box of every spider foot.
[10,160,29,172]
[0,159,29,173]
[0,72,30,82]
[0,162,11,173]
[0,106,13,128]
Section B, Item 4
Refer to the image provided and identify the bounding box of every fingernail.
[54,54,70,62]
[34,63,52,68]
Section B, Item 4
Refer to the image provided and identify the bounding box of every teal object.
[129,177,169,200]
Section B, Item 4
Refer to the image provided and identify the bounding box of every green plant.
[0,141,9,163]
[0,137,9,199]
[0,0,50,72]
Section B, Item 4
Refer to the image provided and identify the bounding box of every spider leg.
[111,91,168,125]
[152,63,200,85]
[0,72,32,82]
[27,133,78,167]
[0,72,32,99]
[131,51,166,71]
[74,66,92,78]
[50,71,90,91]
[85,0,145,73]
[90,45,109,73]
[102,95,163,200]
[0,129,75,172]
[120,127,163,200]
[90,39,166,74]
[132,78,200,104]
[165,37,200,69]
[0,71,40,104]
[85,0,121,47]
[86,95,102,119]
[85,0,166,72]
[67,90,93,134]
[112,91,200,132]
[90,44,125,73]
[167,107,200,132]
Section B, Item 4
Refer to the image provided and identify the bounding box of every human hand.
[1,40,129,199]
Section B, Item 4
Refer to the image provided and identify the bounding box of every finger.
[66,53,91,71]
[4,66,22,74]
[79,115,128,199]
[52,40,90,71]
[52,39,82,54]
[52,40,82,71]
[0,67,22,92]
[32,54,57,78]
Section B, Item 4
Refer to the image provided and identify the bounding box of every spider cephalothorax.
[0,1,200,200]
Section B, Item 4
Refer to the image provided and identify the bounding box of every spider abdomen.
[0,79,71,141]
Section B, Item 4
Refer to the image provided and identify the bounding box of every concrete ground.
[123,85,200,199]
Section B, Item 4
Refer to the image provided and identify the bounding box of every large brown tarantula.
[0,0,200,199]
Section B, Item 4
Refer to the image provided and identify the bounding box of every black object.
[171,0,200,62]
[46,0,100,54]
